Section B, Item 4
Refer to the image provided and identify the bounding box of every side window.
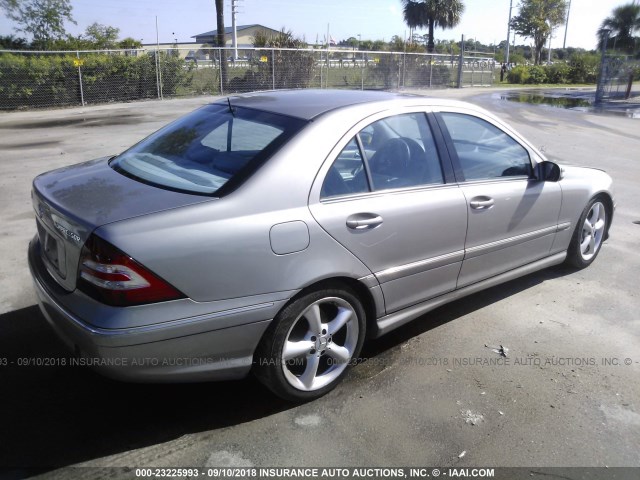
[320,138,369,199]
[365,113,443,190]
[440,113,532,181]
[320,113,443,199]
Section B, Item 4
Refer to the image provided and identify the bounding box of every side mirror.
[537,161,562,182]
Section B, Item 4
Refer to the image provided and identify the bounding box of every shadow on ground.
[0,265,576,477]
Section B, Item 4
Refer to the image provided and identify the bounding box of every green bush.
[545,63,571,84]
[371,54,402,88]
[503,61,596,85]
[568,52,599,84]
[244,29,316,91]
[526,65,547,84]
[506,65,530,84]
[0,51,190,110]
[0,53,77,108]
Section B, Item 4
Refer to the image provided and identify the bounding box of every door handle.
[346,214,383,230]
[469,197,495,210]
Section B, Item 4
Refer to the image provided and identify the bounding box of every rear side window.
[321,113,443,199]
[440,113,532,181]
[111,105,306,195]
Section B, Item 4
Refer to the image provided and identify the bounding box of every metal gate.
[596,56,639,103]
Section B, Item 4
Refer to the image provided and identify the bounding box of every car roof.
[216,89,427,121]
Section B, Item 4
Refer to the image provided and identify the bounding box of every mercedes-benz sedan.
[29,90,614,401]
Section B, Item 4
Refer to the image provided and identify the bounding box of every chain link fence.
[596,55,639,102]
[0,47,496,110]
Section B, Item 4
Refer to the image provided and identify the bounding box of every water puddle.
[497,90,640,119]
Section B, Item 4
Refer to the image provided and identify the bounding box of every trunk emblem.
[53,221,81,244]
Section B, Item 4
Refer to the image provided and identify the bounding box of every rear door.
[309,110,468,314]
[435,110,562,288]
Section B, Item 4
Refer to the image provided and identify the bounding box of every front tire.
[565,196,608,268]
[254,287,366,402]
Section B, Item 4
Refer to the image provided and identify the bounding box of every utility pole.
[563,0,572,49]
[505,0,514,65]
[231,0,239,60]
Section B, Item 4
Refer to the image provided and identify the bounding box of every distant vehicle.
[29,90,614,401]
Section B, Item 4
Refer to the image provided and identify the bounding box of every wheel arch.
[261,276,381,348]
[592,191,614,240]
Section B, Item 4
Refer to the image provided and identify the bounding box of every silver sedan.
[29,90,614,401]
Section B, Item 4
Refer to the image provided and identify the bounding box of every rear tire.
[565,196,609,269]
[253,287,366,402]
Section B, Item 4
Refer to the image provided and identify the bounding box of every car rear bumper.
[28,237,274,382]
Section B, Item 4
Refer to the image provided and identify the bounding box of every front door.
[436,111,562,287]
[309,111,468,313]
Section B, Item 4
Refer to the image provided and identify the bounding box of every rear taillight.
[78,234,185,306]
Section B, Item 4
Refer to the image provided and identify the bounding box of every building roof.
[192,24,279,39]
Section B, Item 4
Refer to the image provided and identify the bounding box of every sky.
[0,0,627,50]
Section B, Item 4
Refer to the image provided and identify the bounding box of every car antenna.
[227,97,236,117]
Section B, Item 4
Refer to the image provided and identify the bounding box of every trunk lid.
[32,156,213,291]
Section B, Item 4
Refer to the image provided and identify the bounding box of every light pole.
[563,0,572,49]
[547,24,552,65]
[505,0,514,66]
[231,0,239,60]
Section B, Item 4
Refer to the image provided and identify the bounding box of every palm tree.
[402,0,465,53]
[215,0,228,88]
[598,2,640,53]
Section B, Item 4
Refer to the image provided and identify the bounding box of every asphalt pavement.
[0,88,638,478]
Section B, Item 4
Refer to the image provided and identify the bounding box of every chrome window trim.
[455,176,531,187]
[311,106,454,204]
[318,182,460,204]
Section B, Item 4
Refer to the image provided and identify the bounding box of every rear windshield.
[111,104,306,195]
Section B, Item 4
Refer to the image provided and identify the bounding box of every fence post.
[595,30,610,105]
[272,48,276,90]
[154,48,161,99]
[76,51,85,106]
[326,49,330,88]
[457,35,465,88]
[429,55,433,88]
[401,48,406,88]
[361,50,365,90]
[158,53,164,99]
[319,49,324,89]
[218,49,224,95]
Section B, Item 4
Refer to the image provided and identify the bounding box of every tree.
[597,2,640,54]
[339,37,360,49]
[0,0,18,12]
[84,22,120,50]
[235,29,314,91]
[389,35,406,51]
[401,0,464,53]
[0,34,29,49]
[6,0,76,49]
[214,0,228,87]
[510,0,567,65]
[118,37,143,50]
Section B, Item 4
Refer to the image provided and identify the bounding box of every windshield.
[111,104,306,195]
